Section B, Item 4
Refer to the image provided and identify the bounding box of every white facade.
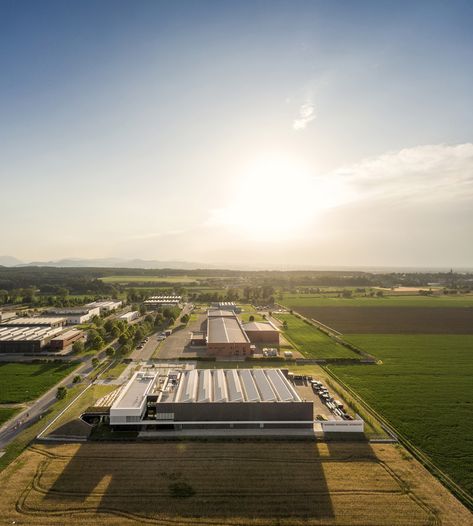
[48,306,101,325]
[86,300,122,313]
[119,310,139,322]
[321,418,365,433]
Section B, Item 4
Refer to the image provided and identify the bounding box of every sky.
[1,0,472,269]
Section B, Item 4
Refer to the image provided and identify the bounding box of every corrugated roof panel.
[239,369,260,402]
[266,369,300,402]
[197,369,212,402]
[252,369,277,402]
[181,369,198,402]
[213,369,228,402]
[225,369,244,402]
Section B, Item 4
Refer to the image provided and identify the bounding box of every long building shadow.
[44,440,335,521]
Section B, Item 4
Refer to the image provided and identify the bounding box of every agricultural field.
[328,334,473,496]
[0,362,78,404]
[273,313,359,359]
[0,441,470,525]
[280,293,473,308]
[290,306,473,334]
[0,407,20,426]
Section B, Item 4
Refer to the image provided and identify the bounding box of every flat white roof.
[112,372,156,410]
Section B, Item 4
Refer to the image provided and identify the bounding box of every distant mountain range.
[0,256,216,270]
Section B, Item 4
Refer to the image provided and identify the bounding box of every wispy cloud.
[293,100,316,130]
[336,143,473,204]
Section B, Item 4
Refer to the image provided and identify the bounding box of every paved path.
[131,304,194,361]
[156,310,207,359]
[0,341,118,450]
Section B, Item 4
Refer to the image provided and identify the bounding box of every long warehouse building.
[107,368,313,430]
[206,309,252,357]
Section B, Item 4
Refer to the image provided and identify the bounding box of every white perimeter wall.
[321,419,365,433]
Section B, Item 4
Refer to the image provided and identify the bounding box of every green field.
[280,293,473,308]
[274,313,359,359]
[0,408,20,426]
[328,334,473,495]
[0,362,79,404]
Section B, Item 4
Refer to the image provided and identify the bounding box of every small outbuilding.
[242,321,280,344]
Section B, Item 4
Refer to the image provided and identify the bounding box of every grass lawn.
[273,313,359,360]
[239,304,266,323]
[46,384,117,435]
[0,362,79,404]
[280,293,473,308]
[0,408,20,426]
[328,334,473,495]
[102,361,128,380]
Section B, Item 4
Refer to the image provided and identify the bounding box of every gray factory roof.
[242,321,279,332]
[207,316,250,344]
[173,369,301,403]
[51,329,83,341]
[207,309,236,318]
[0,316,66,327]
[0,325,63,341]
[48,307,94,314]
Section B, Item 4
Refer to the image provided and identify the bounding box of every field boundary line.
[276,307,377,363]
[323,365,473,511]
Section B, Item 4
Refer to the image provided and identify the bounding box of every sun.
[210,154,348,241]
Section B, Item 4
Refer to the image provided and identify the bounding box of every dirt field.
[0,441,471,525]
[295,306,473,334]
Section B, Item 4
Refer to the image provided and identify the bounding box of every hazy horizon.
[1,0,473,268]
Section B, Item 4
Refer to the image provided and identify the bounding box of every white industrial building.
[143,295,181,308]
[85,300,122,313]
[107,368,313,430]
[0,325,64,352]
[0,316,66,329]
[119,310,139,322]
[48,306,100,325]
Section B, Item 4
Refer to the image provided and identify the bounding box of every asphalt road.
[0,342,117,451]
[130,304,193,361]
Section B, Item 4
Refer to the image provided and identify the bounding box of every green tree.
[72,340,84,354]
[106,347,115,358]
[72,375,82,384]
[56,386,67,400]
[134,327,145,343]
[111,326,121,339]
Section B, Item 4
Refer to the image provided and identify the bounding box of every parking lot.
[156,312,208,359]
[292,376,346,421]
